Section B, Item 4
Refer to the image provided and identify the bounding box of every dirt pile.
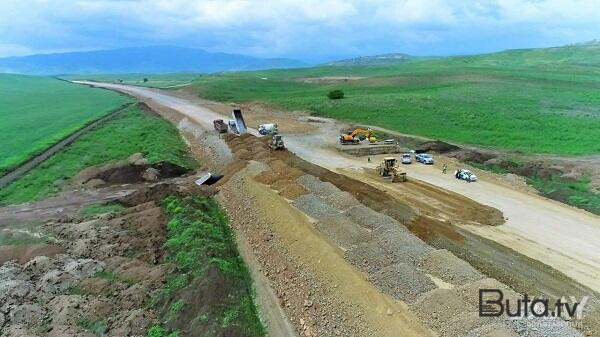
[0,182,199,336]
[72,153,189,187]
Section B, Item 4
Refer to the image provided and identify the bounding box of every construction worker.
[442,163,447,174]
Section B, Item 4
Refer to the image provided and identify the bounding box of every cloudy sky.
[0,0,599,63]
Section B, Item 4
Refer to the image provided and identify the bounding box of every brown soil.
[0,244,64,264]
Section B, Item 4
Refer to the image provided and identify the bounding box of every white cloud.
[0,0,598,59]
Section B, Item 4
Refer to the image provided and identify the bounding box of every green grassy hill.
[188,42,600,155]
[0,74,131,176]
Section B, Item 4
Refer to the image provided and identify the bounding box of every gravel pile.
[324,191,360,211]
[509,317,582,337]
[292,194,340,220]
[346,242,395,272]
[412,288,475,334]
[345,205,399,231]
[455,278,520,308]
[315,215,372,251]
[296,175,340,198]
[371,262,437,302]
[465,322,519,337]
[417,249,484,286]
[373,225,432,264]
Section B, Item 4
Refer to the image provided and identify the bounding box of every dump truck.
[213,119,228,133]
[228,108,248,135]
[258,123,278,135]
[376,157,407,182]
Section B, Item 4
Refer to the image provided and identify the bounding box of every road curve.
[73,81,600,293]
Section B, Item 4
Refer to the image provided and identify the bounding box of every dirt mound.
[120,181,216,206]
[254,170,280,185]
[97,162,188,184]
[515,161,564,179]
[0,244,64,264]
[418,141,461,154]
[448,149,497,164]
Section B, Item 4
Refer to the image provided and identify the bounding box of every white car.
[455,169,477,182]
[401,153,412,164]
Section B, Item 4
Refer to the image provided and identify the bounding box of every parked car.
[455,169,477,182]
[415,153,434,164]
[401,153,412,164]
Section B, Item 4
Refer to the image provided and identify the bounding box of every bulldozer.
[376,157,407,182]
[269,134,285,150]
[339,128,377,145]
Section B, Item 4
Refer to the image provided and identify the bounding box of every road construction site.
[11,80,595,336]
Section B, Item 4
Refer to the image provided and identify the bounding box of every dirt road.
[73,81,600,294]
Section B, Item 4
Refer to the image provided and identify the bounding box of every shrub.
[327,89,344,99]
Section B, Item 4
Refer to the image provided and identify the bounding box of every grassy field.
[186,43,600,156]
[0,104,195,205]
[63,73,200,89]
[0,74,131,176]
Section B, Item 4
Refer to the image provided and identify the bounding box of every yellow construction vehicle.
[376,157,407,182]
[339,128,377,145]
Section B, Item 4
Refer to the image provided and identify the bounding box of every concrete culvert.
[417,249,485,286]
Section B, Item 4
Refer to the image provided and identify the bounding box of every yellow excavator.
[376,157,407,182]
[339,128,377,145]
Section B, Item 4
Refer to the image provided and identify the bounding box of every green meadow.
[0,74,131,176]
[0,104,195,205]
[188,43,600,156]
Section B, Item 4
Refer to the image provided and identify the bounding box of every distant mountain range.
[0,46,306,75]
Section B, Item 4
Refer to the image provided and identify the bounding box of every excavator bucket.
[231,109,247,134]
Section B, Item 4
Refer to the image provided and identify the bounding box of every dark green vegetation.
[531,176,600,215]
[149,196,264,337]
[77,318,108,337]
[0,74,131,176]
[0,104,195,205]
[190,42,600,155]
[327,89,344,99]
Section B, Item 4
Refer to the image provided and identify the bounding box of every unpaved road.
[73,81,600,294]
